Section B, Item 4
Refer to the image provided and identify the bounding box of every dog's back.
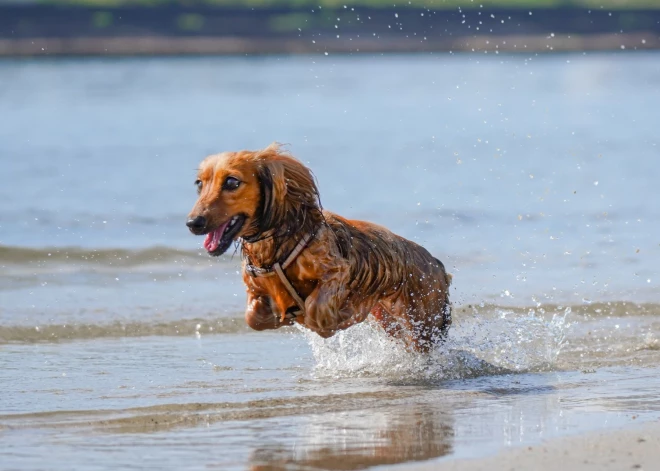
[325,211,452,350]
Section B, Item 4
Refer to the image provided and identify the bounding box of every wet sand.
[415,421,660,471]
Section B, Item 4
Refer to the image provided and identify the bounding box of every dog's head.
[186,143,321,256]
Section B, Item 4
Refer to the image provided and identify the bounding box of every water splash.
[447,306,572,373]
[300,305,573,381]
[302,319,426,379]
[640,332,659,351]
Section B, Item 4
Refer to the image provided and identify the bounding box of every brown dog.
[186,144,452,351]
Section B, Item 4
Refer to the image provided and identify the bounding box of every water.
[1,53,660,470]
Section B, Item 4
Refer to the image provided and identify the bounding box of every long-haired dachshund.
[186,144,452,352]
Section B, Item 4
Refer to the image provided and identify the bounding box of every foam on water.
[640,332,659,351]
[302,306,573,381]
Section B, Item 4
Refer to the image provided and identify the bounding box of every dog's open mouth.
[203,215,246,256]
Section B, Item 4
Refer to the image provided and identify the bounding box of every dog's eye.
[223,176,241,191]
[194,179,202,192]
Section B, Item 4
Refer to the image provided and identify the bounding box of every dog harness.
[244,232,315,318]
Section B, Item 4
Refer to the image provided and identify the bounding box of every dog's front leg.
[245,294,294,331]
[307,299,372,338]
[304,273,370,337]
[333,298,373,331]
[303,272,348,337]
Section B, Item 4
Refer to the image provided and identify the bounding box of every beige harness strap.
[245,232,314,317]
[282,232,314,269]
[273,262,306,314]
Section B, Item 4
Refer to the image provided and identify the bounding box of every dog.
[186,143,452,352]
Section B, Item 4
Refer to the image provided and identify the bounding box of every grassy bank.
[34,0,660,9]
[2,2,658,56]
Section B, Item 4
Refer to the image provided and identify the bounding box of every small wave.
[0,317,249,344]
[461,301,660,319]
[638,333,660,351]
[0,244,208,266]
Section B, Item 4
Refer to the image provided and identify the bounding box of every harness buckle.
[246,264,258,278]
[285,306,302,319]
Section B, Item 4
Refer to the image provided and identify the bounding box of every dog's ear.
[254,143,321,235]
[256,158,287,232]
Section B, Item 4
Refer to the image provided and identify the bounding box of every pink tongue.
[203,221,230,252]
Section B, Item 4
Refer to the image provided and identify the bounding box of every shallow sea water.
[1,53,660,470]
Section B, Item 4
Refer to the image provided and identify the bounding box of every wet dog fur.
[187,143,452,352]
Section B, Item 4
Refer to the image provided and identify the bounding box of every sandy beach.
[418,420,660,471]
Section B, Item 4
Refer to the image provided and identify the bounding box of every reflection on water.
[2,326,659,470]
[4,358,660,471]
[249,406,454,471]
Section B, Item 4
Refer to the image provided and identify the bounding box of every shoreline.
[1,32,658,57]
[410,420,660,471]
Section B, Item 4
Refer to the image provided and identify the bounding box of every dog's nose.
[186,216,207,231]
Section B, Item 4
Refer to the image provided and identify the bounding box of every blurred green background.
[2,0,658,55]
[28,0,660,8]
